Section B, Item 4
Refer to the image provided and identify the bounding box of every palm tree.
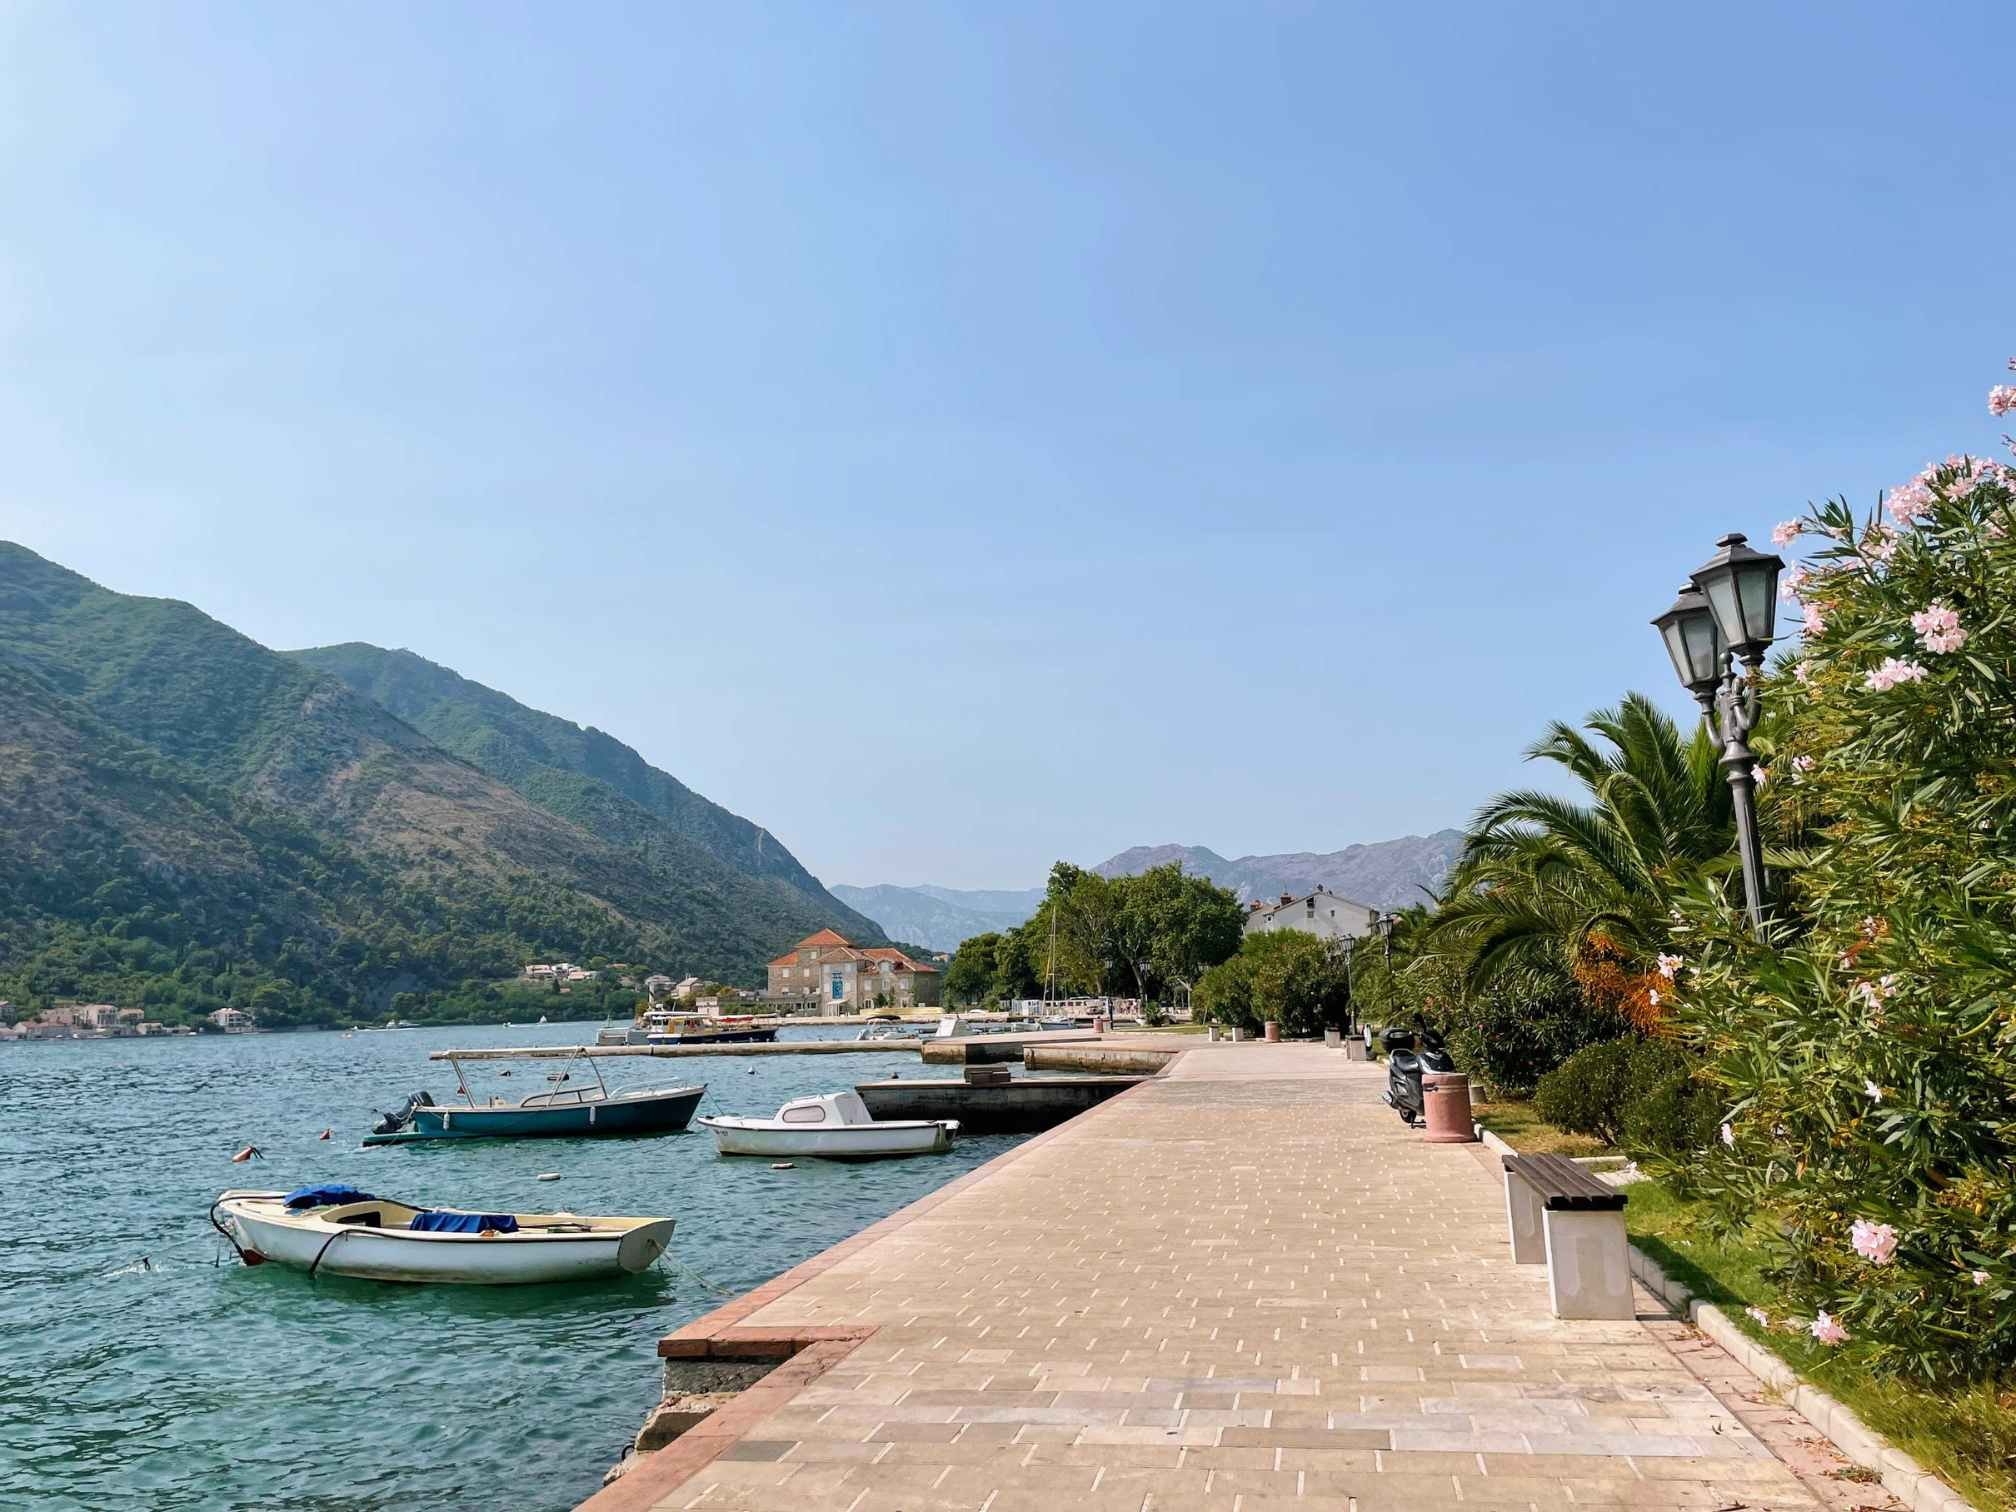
[1429,693,1731,985]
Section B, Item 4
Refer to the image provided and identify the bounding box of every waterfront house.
[1242,886,1380,944]
[208,1006,254,1033]
[765,930,942,1014]
[643,974,675,1000]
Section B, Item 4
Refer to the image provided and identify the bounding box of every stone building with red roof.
[765,930,942,1013]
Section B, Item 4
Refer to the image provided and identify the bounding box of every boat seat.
[318,1201,395,1226]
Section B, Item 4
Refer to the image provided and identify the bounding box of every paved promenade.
[587,1044,1895,1512]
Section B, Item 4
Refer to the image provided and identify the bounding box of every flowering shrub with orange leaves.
[1664,365,2016,1383]
[1572,933,1668,1033]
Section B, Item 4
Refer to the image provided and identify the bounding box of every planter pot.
[1324,1028,1341,1048]
[1263,1022,1281,1043]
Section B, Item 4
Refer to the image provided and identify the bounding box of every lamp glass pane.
[1680,612,1723,685]
[1701,570,1743,646]
[1737,560,1776,643]
[1659,618,1693,684]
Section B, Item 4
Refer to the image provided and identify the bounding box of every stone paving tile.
[615,1045,1899,1512]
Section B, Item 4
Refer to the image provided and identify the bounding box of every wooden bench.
[1502,1153,1633,1320]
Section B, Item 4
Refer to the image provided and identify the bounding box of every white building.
[208,1006,255,1032]
[1241,886,1380,944]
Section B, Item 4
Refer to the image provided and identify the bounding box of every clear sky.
[5,3,2010,889]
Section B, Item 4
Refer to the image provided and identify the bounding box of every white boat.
[698,1091,956,1161]
[211,1186,676,1284]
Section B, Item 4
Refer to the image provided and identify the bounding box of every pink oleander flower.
[1911,602,1967,654]
[1792,755,1814,771]
[1793,659,1813,685]
[1647,987,1660,1007]
[1720,1121,1736,1147]
[1849,977,1887,1011]
[1656,953,1683,980]
[1753,765,1769,789]
[1864,1079,1884,1103]
[1990,386,2016,418]
[1851,1219,1899,1266]
[1771,519,1804,547]
[1803,602,1826,637]
[1887,468,1937,525]
[1746,1306,1770,1327]
[1972,1270,1991,1286]
[1810,1311,1850,1345]
[1864,657,1928,692]
[1780,561,1811,601]
[1866,524,1899,563]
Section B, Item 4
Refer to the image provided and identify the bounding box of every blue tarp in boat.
[408,1210,520,1234]
[283,1184,378,1210]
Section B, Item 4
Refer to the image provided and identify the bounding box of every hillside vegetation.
[0,543,872,1026]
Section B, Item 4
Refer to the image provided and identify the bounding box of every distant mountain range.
[836,832,1463,952]
[0,542,882,1026]
[829,884,1044,955]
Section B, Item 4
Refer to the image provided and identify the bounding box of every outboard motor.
[1382,1026,1454,1126]
[370,1089,434,1137]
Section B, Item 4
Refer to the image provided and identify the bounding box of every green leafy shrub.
[1620,1063,1719,1168]
[1427,967,1625,1097]
[1666,391,2016,1383]
[1533,1036,1698,1149]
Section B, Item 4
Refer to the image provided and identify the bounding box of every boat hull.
[698,1116,955,1160]
[363,1085,704,1144]
[645,1027,777,1046]
[216,1198,675,1284]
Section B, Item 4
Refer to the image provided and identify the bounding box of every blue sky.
[4,3,2010,888]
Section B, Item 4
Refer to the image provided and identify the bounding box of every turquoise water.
[0,1024,1024,1511]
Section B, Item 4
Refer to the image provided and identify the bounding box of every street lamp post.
[1651,532,1784,937]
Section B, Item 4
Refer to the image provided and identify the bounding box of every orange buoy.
[230,1144,262,1164]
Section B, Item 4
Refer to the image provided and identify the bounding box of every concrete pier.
[919,1030,1100,1065]
[853,1074,1146,1133]
[583,1045,1877,1512]
[427,1039,922,1061]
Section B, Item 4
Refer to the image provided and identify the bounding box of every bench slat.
[1502,1152,1627,1212]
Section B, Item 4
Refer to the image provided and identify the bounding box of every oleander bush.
[1662,393,2016,1382]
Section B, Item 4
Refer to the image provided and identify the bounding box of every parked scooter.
[1380,1025,1454,1126]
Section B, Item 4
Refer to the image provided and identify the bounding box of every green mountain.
[0,542,877,1026]
[288,642,876,938]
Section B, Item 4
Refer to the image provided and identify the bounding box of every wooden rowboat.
[212,1186,676,1284]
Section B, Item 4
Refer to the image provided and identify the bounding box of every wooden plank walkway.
[583,1044,1898,1512]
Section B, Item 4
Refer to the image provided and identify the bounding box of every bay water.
[0,1023,1026,1510]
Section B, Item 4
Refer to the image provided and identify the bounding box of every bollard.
[1421,1071,1477,1143]
[1262,1021,1280,1043]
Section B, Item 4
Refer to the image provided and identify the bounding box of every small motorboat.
[857,1020,923,1042]
[211,1185,675,1284]
[363,1052,704,1144]
[699,1091,956,1161]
